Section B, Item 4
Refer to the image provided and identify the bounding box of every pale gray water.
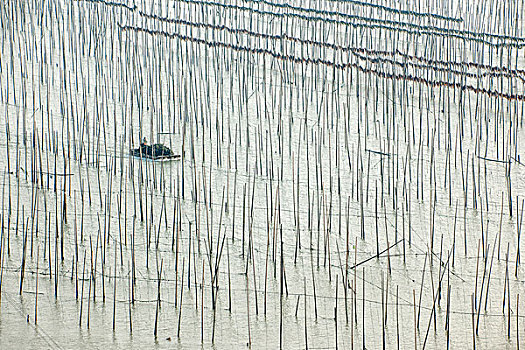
[0,0,525,348]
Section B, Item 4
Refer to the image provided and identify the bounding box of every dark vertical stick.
[129,261,132,334]
[417,253,427,329]
[201,260,205,344]
[35,246,39,324]
[304,278,308,350]
[246,269,252,347]
[471,294,476,350]
[177,259,185,338]
[396,285,399,350]
[335,274,338,350]
[80,252,86,327]
[363,268,365,350]
[113,243,117,331]
[413,290,417,350]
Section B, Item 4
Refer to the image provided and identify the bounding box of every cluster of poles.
[0,0,524,348]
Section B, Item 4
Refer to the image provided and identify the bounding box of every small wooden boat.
[130,143,180,160]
